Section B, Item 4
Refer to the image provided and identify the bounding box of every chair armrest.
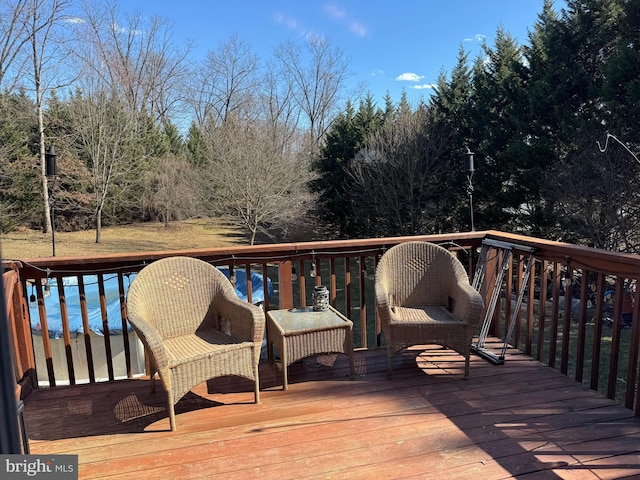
[450,281,485,327]
[215,292,265,345]
[127,313,170,369]
[375,280,392,332]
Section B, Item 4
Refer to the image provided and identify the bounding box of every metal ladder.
[471,239,535,365]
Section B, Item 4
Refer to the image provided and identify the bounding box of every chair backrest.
[376,241,469,307]
[127,256,235,338]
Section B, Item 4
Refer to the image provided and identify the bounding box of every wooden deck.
[23,340,640,480]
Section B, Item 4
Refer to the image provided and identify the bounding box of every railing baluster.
[630,284,640,412]
[277,261,293,310]
[118,273,132,379]
[34,280,55,387]
[244,264,253,304]
[261,263,269,311]
[359,255,367,349]
[549,262,561,368]
[55,275,75,385]
[560,267,574,375]
[591,272,606,391]
[575,268,590,383]
[77,276,95,383]
[97,274,115,381]
[374,254,381,347]
[314,257,321,287]
[607,277,625,399]
[537,260,548,362]
[298,260,306,308]
[345,257,351,320]
[330,258,336,307]
[525,260,536,356]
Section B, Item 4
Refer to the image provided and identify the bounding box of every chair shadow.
[25,360,335,441]
[25,379,226,440]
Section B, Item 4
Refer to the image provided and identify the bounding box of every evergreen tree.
[468,27,533,231]
[311,101,358,236]
[312,95,385,237]
[430,47,474,230]
[186,121,209,167]
[525,0,640,249]
[0,91,39,231]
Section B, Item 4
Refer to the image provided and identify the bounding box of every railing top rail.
[486,231,640,277]
[2,232,486,278]
[3,230,640,278]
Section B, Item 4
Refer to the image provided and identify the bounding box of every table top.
[267,306,352,335]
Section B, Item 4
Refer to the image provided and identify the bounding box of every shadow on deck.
[24,339,640,480]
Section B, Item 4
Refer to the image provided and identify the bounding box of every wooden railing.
[3,230,640,415]
[3,263,36,398]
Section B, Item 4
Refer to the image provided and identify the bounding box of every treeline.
[0,0,348,245]
[1,0,639,251]
[315,0,640,252]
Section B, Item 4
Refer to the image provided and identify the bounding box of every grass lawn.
[0,218,248,260]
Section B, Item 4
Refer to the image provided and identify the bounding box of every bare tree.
[68,89,134,243]
[273,37,351,151]
[0,0,31,90]
[203,116,317,245]
[67,0,192,242]
[348,106,453,237]
[142,153,200,227]
[77,0,191,124]
[188,34,259,129]
[549,132,640,252]
[258,59,300,152]
[26,0,74,235]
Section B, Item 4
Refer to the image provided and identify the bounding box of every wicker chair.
[126,256,265,431]
[375,241,484,378]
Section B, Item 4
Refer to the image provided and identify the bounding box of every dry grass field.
[0,218,248,260]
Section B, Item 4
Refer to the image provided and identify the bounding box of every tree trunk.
[38,110,52,234]
[95,208,102,244]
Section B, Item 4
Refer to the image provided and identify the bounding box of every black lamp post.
[463,147,475,231]
[45,145,57,256]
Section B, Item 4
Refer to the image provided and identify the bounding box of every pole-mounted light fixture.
[45,145,57,177]
[463,147,474,176]
[463,147,475,232]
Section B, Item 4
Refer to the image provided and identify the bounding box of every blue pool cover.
[30,267,274,338]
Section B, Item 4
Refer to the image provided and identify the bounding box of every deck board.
[23,342,640,479]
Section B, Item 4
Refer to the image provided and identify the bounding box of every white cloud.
[324,5,346,20]
[274,13,299,31]
[395,72,424,82]
[65,16,85,24]
[323,5,368,38]
[464,34,486,43]
[370,69,384,77]
[411,84,437,90]
[349,21,367,37]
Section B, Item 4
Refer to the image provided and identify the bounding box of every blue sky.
[125,1,564,108]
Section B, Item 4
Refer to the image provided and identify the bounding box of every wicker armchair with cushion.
[375,241,484,378]
[126,256,265,431]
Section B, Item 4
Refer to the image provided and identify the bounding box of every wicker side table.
[267,306,354,390]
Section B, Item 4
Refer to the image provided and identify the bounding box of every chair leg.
[464,351,470,379]
[254,365,261,404]
[167,394,176,431]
